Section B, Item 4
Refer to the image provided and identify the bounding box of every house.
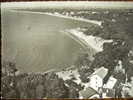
[101,76,118,97]
[79,87,99,98]
[101,87,115,98]
[89,67,108,91]
[105,76,117,89]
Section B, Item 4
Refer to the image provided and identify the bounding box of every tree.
[74,53,91,68]
[44,72,69,98]
[2,61,18,76]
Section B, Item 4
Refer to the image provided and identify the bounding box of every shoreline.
[10,10,102,26]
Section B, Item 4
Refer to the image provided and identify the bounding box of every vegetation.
[1,61,83,98]
[68,9,133,97]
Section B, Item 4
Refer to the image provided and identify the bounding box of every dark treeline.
[1,61,83,99]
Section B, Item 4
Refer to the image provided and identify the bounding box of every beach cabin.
[89,67,108,91]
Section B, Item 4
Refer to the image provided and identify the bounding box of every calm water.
[2,10,94,72]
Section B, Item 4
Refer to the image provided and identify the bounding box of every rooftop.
[91,67,108,79]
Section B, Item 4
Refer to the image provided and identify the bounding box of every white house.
[105,76,117,89]
[89,67,108,91]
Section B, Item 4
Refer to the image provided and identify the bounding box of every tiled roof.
[79,87,98,98]
[92,67,108,79]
